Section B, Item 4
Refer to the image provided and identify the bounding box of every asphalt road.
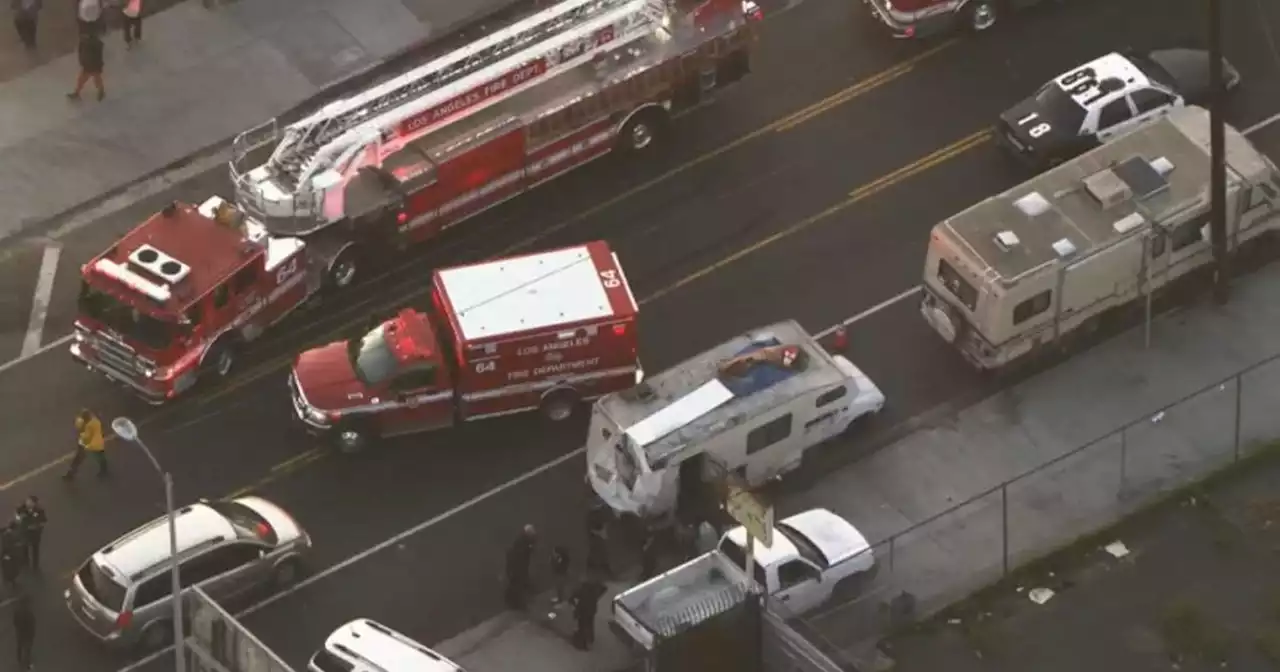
[0,0,1275,669]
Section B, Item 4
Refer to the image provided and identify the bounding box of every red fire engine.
[863,0,1056,38]
[71,197,326,403]
[228,0,757,278]
[289,241,641,453]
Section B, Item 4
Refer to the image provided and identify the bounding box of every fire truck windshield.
[77,281,184,350]
[350,324,400,386]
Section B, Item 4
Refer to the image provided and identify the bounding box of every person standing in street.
[639,530,660,581]
[0,515,27,591]
[11,0,41,51]
[65,409,108,477]
[120,0,141,48]
[12,591,34,671]
[77,0,102,35]
[17,497,46,573]
[570,578,605,651]
[504,524,536,610]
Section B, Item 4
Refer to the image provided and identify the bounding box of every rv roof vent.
[1013,191,1052,217]
[1113,212,1147,234]
[1113,155,1170,200]
[1150,156,1175,176]
[1052,238,1078,258]
[1084,169,1133,209]
[994,230,1021,251]
[128,244,191,285]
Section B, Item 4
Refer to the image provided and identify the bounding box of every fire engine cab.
[71,197,323,403]
[289,241,642,453]
[863,0,1062,39]
[229,0,756,282]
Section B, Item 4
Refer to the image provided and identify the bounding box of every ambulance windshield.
[352,324,400,386]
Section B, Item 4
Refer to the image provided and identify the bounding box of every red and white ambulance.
[288,240,642,452]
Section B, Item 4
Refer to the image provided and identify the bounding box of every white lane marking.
[116,446,589,672]
[0,334,71,376]
[21,244,62,358]
[1244,110,1280,135]
[815,286,922,339]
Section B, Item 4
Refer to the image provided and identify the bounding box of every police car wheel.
[967,1,997,32]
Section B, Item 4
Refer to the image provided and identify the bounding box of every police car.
[997,49,1242,170]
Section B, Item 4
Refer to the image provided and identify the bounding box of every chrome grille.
[81,328,146,380]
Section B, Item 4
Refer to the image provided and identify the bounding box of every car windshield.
[78,560,127,612]
[1125,52,1177,90]
[350,324,400,386]
[777,523,830,568]
[1033,81,1086,133]
[207,501,279,546]
[78,281,183,350]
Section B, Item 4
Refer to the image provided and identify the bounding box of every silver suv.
[65,496,311,651]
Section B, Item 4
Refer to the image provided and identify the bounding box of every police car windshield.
[1125,52,1177,90]
[352,325,400,386]
[77,281,183,350]
[1034,82,1086,133]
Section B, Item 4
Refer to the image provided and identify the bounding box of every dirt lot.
[882,448,1280,672]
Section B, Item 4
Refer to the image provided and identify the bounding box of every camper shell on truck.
[290,240,642,452]
[586,320,885,523]
[920,105,1280,371]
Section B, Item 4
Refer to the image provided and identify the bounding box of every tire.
[618,110,667,154]
[203,341,237,380]
[332,424,371,454]
[138,620,173,652]
[966,0,997,32]
[540,390,579,423]
[326,246,361,290]
[273,558,302,587]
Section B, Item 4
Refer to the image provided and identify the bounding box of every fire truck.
[228,0,758,281]
[288,241,642,453]
[863,0,1062,39]
[72,197,322,403]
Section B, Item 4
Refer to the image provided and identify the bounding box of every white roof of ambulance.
[436,241,637,342]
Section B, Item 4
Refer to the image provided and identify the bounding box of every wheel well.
[540,385,580,407]
[199,333,241,371]
[619,104,670,134]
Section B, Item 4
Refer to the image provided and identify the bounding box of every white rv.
[922,105,1280,370]
[586,320,885,521]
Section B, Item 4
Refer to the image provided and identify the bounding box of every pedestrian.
[570,578,605,651]
[64,409,108,478]
[503,524,536,610]
[550,545,570,603]
[76,0,102,35]
[120,0,141,48]
[639,530,660,580]
[12,591,33,671]
[10,0,41,51]
[585,506,611,577]
[17,497,45,573]
[0,515,27,591]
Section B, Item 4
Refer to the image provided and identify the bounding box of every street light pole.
[1208,0,1230,304]
[112,418,185,672]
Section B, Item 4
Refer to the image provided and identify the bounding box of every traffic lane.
[0,242,49,362]
[233,428,596,666]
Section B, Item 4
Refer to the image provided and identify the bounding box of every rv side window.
[816,387,847,408]
[936,259,978,312]
[1012,291,1051,325]
[1170,213,1209,251]
[746,414,793,455]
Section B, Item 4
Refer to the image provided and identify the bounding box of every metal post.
[744,534,757,592]
[1144,243,1154,349]
[1119,429,1128,498]
[1001,485,1009,577]
[164,471,187,672]
[889,536,896,573]
[1208,0,1230,304]
[1234,373,1243,460]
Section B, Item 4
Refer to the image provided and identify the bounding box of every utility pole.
[1208,0,1230,304]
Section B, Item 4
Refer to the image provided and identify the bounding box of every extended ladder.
[271,0,668,190]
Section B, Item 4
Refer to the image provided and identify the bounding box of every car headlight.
[306,408,328,424]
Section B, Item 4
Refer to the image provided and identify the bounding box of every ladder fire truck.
[228,0,758,279]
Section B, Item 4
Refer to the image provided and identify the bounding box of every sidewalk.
[788,260,1280,663]
[0,0,521,241]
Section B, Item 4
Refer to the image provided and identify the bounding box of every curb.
[0,0,540,249]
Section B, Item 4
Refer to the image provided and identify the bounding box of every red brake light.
[613,324,627,336]
[904,25,915,37]
[396,212,408,224]
[254,522,272,539]
[116,611,133,630]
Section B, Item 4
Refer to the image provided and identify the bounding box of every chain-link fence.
[182,586,297,672]
[794,351,1280,658]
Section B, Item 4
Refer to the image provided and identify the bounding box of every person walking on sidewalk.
[120,0,141,48]
[65,409,108,477]
[12,591,34,671]
[77,0,102,35]
[11,0,41,51]
[17,497,46,573]
[504,524,536,610]
[570,578,606,651]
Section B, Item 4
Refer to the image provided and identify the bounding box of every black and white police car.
[997,49,1241,170]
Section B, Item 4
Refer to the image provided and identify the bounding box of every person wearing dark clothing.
[68,32,105,102]
[17,497,45,572]
[121,0,142,48]
[0,517,27,590]
[12,592,33,671]
[570,579,606,651]
[550,546,571,603]
[639,531,660,580]
[585,507,611,577]
[11,0,41,50]
[503,524,536,610]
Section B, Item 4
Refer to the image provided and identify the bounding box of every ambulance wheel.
[541,391,579,423]
[332,424,371,454]
[619,110,667,154]
[204,341,237,380]
[327,247,361,290]
[966,1,997,32]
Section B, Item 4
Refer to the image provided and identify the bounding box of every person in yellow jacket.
[64,409,107,480]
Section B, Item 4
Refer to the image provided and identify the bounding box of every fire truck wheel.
[966,1,997,32]
[327,248,361,290]
[205,341,237,379]
[540,390,580,423]
[620,110,667,153]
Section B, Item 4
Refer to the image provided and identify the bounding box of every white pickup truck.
[613,508,876,650]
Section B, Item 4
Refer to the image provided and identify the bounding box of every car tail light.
[613,324,627,336]
[255,522,273,539]
[396,212,408,224]
[116,611,133,630]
